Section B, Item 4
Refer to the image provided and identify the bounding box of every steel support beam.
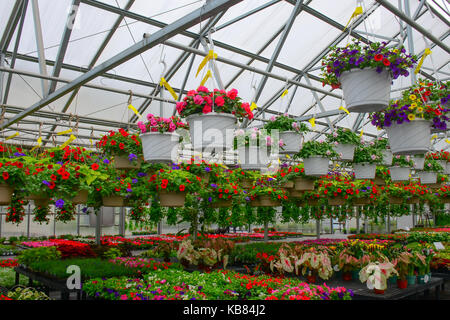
[0,0,243,130]
[48,0,81,94]
[0,0,24,54]
[31,0,49,97]
[376,0,450,54]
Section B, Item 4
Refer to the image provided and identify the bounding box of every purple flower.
[204,167,211,173]
[208,197,212,203]
[138,172,147,177]
[55,199,65,209]
[210,183,218,188]
[42,180,50,186]
[127,188,132,192]
[132,178,138,184]
[128,154,137,162]
[103,159,110,164]
[57,161,64,165]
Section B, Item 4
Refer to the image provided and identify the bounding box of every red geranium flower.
[374,54,383,61]
[2,172,9,180]
[91,163,99,171]
[383,58,391,66]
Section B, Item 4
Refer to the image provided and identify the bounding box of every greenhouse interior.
[0,0,449,306]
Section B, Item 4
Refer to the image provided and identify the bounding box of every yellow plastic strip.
[339,106,350,115]
[57,128,73,136]
[250,102,258,111]
[5,132,19,141]
[200,70,212,87]
[60,134,77,149]
[446,139,450,144]
[344,6,363,30]
[281,89,289,98]
[128,104,142,119]
[415,48,432,75]
[196,50,217,77]
[309,117,316,128]
[160,77,178,101]
[30,137,42,152]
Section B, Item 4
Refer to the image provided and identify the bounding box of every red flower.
[179,185,185,192]
[91,163,99,171]
[110,140,117,146]
[119,143,125,150]
[382,58,391,66]
[374,54,383,61]
[62,172,70,180]
[2,172,9,180]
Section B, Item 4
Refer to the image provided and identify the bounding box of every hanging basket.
[114,154,142,170]
[446,163,450,175]
[389,196,404,205]
[386,120,431,155]
[333,143,356,161]
[200,173,210,184]
[0,184,14,205]
[303,157,329,177]
[328,196,345,206]
[353,197,371,206]
[279,131,303,154]
[211,199,232,208]
[72,190,89,205]
[412,156,425,170]
[381,150,393,166]
[442,197,450,203]
[339,68,391,113]
[407,197,420,204]
[284,181,294,189]
[140,132,180,164]
[437,160,448,173]
[250,198,262,207]
[25,194,49,207]
[353,163,376,180]
[418,171,438,185]
[258,195,281,207]
[289,190,304,199]
[237,146,270,171]
[389,166,410,182]
[186,112,237,151]
[159,191,186,207]
[307,198,319,206]
[293,177,315,191]
[374,176,386,186]
[241,178,255,189]
[102,196,126,207]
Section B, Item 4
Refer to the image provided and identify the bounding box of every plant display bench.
[14,266,86,300]
[323,277,443,300]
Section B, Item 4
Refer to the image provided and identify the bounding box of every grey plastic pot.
[353,163,376,180]
[279,131,302,154]
[412,156,425,170]
[237,146,270,171]
[140,132,180,164]
[386,120,431,155]
[339,68,391,113]
[381,150,393,166]
[418,171,438,184]
[186,112,236,150]
[303,156,329,177]
[333,143,356,161]
[389,166,411,182]
[437,160,448,173]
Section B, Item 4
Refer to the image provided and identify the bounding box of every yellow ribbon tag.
[160,77,178,101]
[415,48,432,75]
[344,6,363,30]
[90,139,94,147]
[60,134,77,149]
[431,134,437,141]
[250,102,258,111]
[446,139,450,144]
[5,132,19,141]
[196,50,217,77]
[359,129,364,137]
[285,154,291,159]
[128,104,142,119]
[30,137,43,152]
[281,89,289,98]
[309,117,316,128]
[57,129,73,136]
[339,106,350,115]
[200,70,213,87]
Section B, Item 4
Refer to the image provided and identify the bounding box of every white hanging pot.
[381,150,393,166]
[437,160,448,173]
[279,131,303,154]
[140,132,180,164]
[389,166,411,182]
[353,163,376,180]
[339,68,391,113]
[447,163,450,175]
[186,112,236,151]
[237,145,270,171]
[412,156,425,170]
[333,143,356,161]
[386,120,431,155]
[303,156,329,177]
[418,171,438,185]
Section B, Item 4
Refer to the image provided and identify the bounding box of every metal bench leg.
[436,286,440,300]
[28,278,33,287]
[15,272,20,286]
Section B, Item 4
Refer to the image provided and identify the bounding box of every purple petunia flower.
[132,178,138,184]
[128,154,137,162]
[42,180,50,186]
[103,159,110,164]
[204,167,211,172]
[55,199,65,209]
[138,172,147,177]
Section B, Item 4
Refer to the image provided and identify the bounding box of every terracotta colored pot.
[102,196,126,207]
[374,176,386,186]
[72,190,89,205]
[374,288,385,294]
[397,279,408,289]
[258,195,281,207]
[0,184,14,205]
[293,177,315,191]
[342,272,352,281]
[353,198,371,206]
[306,275,316,284]
[289,190,304,199]
[212,200,232,208]
[328,196,345,206]
[159,191,186,207]
[114,154,142,170]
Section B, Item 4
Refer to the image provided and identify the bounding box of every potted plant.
[279,163,316,191]
[327,127,361,161]
[418,158,444,185]
[317,179,351,206]
[263,114,309,154]
[373,138,393,166]
[247,183,286,207]
[337,248,360,281]
[138,114,188,164]
[294,141,338,177]
[176,87,253,150]
[389,155,413,182]
[385,183,409,204]
[352,180,379,206]
[151,168,199,207]
[97,129,143,170]
[359,261,399,294]
[352,143,382,180]
[321,40,416,113]
[206,182,242,208]
[426,150,450,175]
[294,248,333,282]
[374,166,390,186]
[0,158,24,205]
[392,251,414,289]
[370,84,446,154]
[234,128,272,171]
[437,185,450,203]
